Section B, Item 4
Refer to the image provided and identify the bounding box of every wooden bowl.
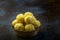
[12,26,40,38]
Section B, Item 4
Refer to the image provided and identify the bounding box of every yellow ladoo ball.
[24,12,33,17]
[16,14,24,23]
[32,16,37,20]
[25,24,35,31]
[34,20,41,28]
[12,19,18,26]
[24,16,36,24]
[14,23,24,31]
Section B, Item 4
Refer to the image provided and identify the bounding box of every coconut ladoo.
[14,23,24,31]
[24,12,33,17]
[34,20,41,28]
[24,16,36,24]
[16,14,24,23]
[12,19,18,26]
[25,24,35,31]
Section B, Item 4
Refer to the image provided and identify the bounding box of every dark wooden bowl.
[12,26,40,38]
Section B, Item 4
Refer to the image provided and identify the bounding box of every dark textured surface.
[0,0,60,40]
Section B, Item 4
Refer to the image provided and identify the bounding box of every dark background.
[0,0,60,40]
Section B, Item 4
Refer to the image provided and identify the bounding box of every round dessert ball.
[24,12,33,17]
[24,16,36,24]
[24,12,37,20]
[16,14,24,23]
[14,23,24,31]
[34,20,41,28]
[12,19,18,26]
[25,24,35,31]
